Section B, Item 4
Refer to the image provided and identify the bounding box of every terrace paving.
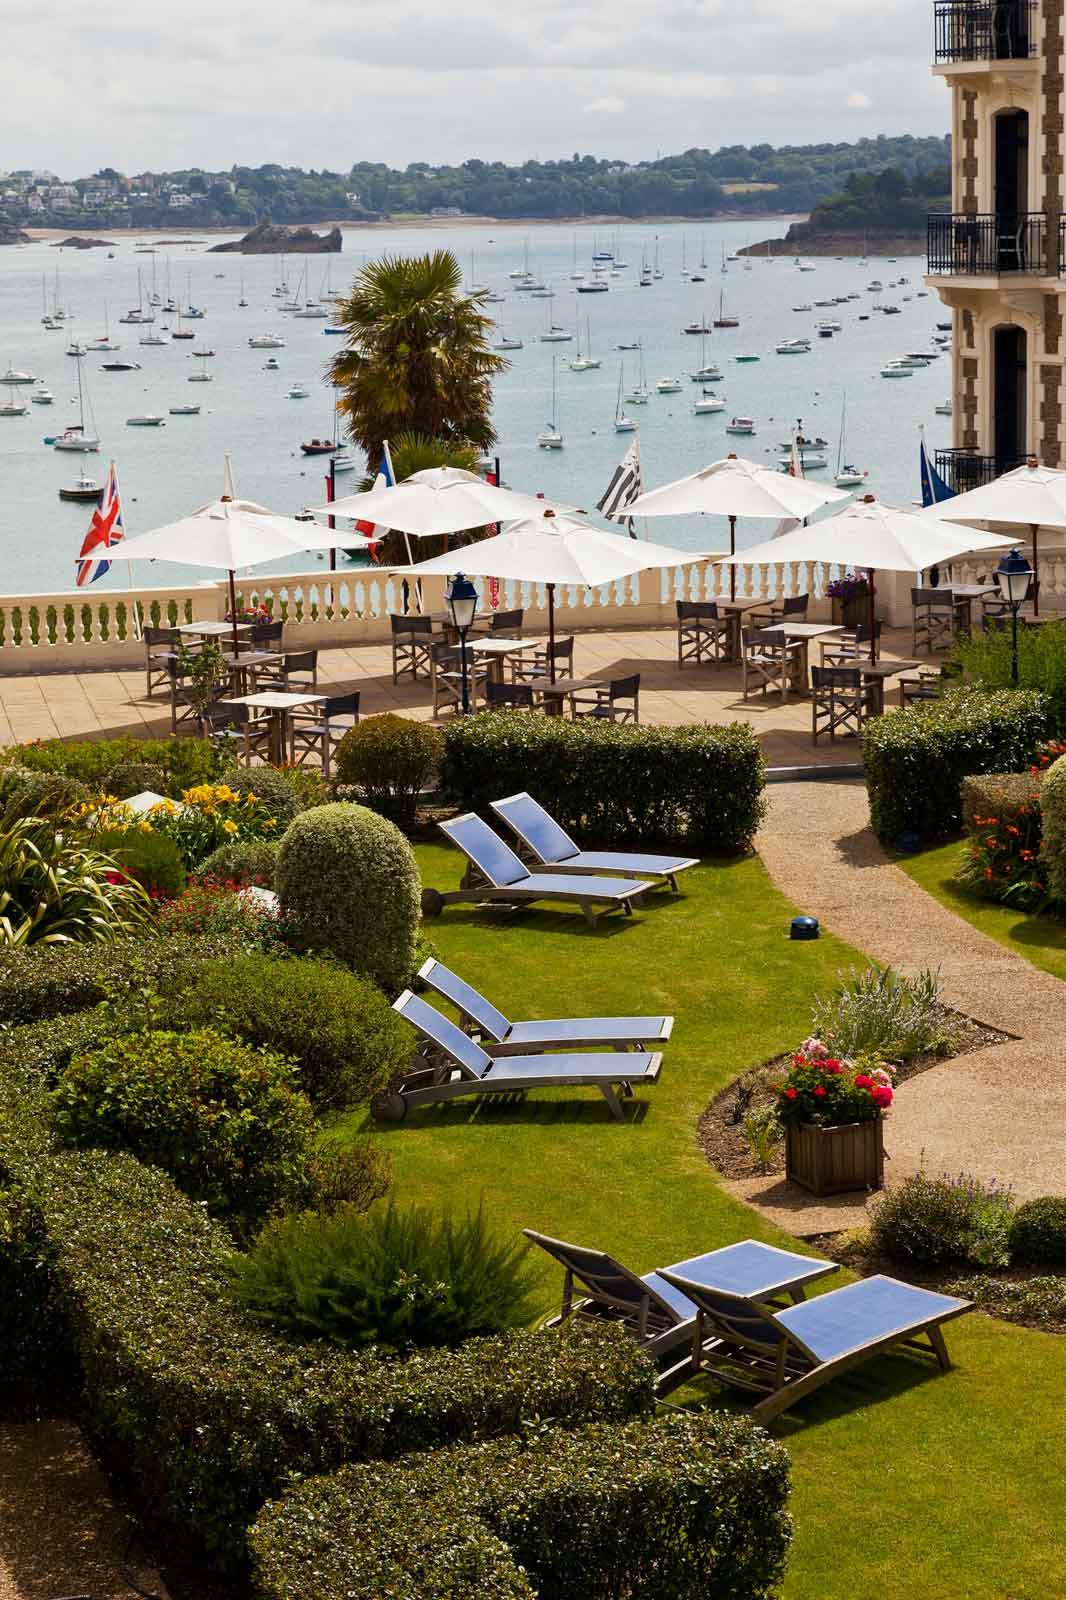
[0,622,925,768]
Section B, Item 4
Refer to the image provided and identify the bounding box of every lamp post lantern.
[995,548,1034,686]
[445,572,479,714]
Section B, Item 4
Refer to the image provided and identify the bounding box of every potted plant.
[775,1039,894,1196]
[826,573,871,629]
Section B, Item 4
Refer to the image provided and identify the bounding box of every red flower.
[823,1060,843,1074]
[853,1074,874,1090]
[785,1088,798,1100]
[813,1085,827,1098]
[792,1053,806,1066]
[871,1085,893,1108]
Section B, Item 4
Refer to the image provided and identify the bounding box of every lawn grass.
[330,842,1066,1600]
[900,839,1066,984]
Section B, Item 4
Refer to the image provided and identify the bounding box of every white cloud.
[1,0,945,172]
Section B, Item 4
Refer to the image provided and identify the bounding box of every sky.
[2,0,949,175]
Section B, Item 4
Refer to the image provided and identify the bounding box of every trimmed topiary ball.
[1040,754,1066,902]
[276,803,421,992]
[333,714,442,831]
[220,765,302,827]
[1010,1196,1066,1266]
[200,838,279,887]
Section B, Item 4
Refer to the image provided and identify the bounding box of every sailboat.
[639,244,652,287]
[834,396,867,487]
[569,315,601,371]
[238,269,248,308]
[53,355,100,451]
[539,300,572,342]
[119,269,154,324]
[569,235,584,281]
[713,290,739,329]
[614,364,637,432]
[699,236,708,271]
[0,384,28,417]
[493,325,523,351]
[625,343,650,404]
[690,331,723,382]
[171,306,194,340]
[652,237,663,279]
[537,354,564,448]
[468,252,489,294]
[188,352,213,383]
[87,304,120,352]
[681,236,689,278]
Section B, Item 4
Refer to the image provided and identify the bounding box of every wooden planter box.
[785,1117,884,1197]
[831,594,871,629]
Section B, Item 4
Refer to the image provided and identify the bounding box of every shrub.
[862,687,1051,842]
[95,824,187,897]
[1,735,221,797]
[308,1142,393,1216]
[945,1273,1066,1332]
[146,782,283,870]
[811,965,960,1061]
[333,714,443,830]
[232,1201,538,1352]
[167,952,409,1110]
[279,765,330,811]
[220,764,303,827]
[0,932,243,1026]
[105,760,166,799]
[52,1027,315,1229]
[0,815,152,947]
[0,1055,653,1566]
[156,880,283,948]
[441,714,765,854]
[958,772,1047,908]
[0,767,92,821]
[869,1171,1014,1267]
[250,1411,793,1600]
[277,804,421,992]
[774,1044,894,1127]
[1041,753,1066,903]
[199,837,279,886]
[1009,1196,1066,1265]
[954,615,1066,730]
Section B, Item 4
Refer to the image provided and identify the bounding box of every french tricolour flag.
[355,441,395,561]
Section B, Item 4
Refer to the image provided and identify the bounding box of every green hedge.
[441,714,766,855]
[0,932,244,1026]
[1,735,222,796]
[863,688,1051,841]
[250,1412,792,1600]
[1042,754,1066,902]
[0,1046,653,1568]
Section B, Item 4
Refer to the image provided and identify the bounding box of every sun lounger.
[525,1232,835,1394]
[490,792,699,890]
[381,991,662,1121]
[424,813,653,928]
[417,957,673,1052]
[656,1268,973,1422]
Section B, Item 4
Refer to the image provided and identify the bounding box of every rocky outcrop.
[209,222,342,254]
[50,236,112,249]
[0,222,30,245]
[739,227,924,259]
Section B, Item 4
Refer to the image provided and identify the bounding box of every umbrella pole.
[729,515,737,602]
[548,583,557,684]
[868,568,878,664]
[228,569,240,659]
[1032,522,1040,615]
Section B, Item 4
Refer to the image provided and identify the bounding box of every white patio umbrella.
[396,508,707,680]
[118,466,372,655]
[715,495,1015,659]
[308,465,576,548]
[627,453,850,599]
[926,459,1065,615]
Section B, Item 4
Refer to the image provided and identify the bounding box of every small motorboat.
[733,353,761,363]
[935,399,953,416]
[693,392,726,414]
[126,414,165,426]
[1,367,36,384]
[65,343,89,357]
[331,450,355,472]
[288,384,310,399]
[792,304,812,312]
[140,333,167,346]
[169,404,201,415]
[683,321,712,335]
[493,336,523,350]
[300,438,338,455]
[656,376,683,393]
[690,364,723,382]
[191,348,216,358]
[323,326,346,335]
[776,339,810,354]
[725,416,756,434]
[264,358,280,371]
[536,425,564,448]
[58,474,103,502]
[249,334,285,349]
[31,387,54,405]
[102,360,142,372]
[617,342,640,351]
[880,363,913,378]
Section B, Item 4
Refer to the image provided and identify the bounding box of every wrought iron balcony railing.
[934,1,1036,63]
[935,450,1029,493]
[927,212,1052,275]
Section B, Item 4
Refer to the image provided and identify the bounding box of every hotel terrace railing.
[927,211,1055,275]
[934,449,1029,493]
[933,0,1036,62]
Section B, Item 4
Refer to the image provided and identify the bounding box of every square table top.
[761,621,844,640]
[223,691,327,711]
[177,620,253,637]
[943,583,998,599]
[224,650,284,668]
[659,1239,835,1301]
[528,676,604,697]
[859,659,921,680]
[469,637,540,655]
[713,597,766,613]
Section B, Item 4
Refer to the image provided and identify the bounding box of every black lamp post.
[995,548,1034,686]
[445,572,479,714]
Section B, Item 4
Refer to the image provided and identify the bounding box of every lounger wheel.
[370,1090,408,1122]
[421,887,444,918]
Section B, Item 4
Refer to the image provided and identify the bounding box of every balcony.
[934,1,1036,63]
[935,449,1028,492]
[927,212,1054,276]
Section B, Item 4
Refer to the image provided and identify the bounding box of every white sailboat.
[569,315,601,371]
[833,396,867,487]
[53,355,100,451]
[625,343,650,404]
[614,364,637,432]
[0,384,28,417]
[537,354,564,448]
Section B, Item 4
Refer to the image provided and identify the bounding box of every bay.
[0,218,947,593]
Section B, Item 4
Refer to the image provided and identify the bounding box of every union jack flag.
[75,461,123,587]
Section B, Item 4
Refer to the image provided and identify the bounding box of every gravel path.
[727,779,1066,1233]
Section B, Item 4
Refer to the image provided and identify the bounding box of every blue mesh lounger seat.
[656,1269,973,1422]
[525,1231,835,1394]
[380,991,662,1122]
[423,812,653,929]
[418,957,673,1052]
[490,792,699,890]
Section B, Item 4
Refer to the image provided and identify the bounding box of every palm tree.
[330,251,506,466]
[349,433,486,566]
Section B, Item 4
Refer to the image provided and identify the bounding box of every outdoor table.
[528,675,605,718]
[858,659,921,716]
[711,597,766,662]
[223,690,326,766]
[223,650,284,697]
[424,609,489,645]
[760,621,843,693]
[178,620,254,645]
[940,583,997,634]
[468,636,542,683]
[660,1239,835,1309]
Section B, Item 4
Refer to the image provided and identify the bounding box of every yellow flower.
[222,819,239,835]
[138,821,153,834]
[262,817,278,830]
[244,792,258,807]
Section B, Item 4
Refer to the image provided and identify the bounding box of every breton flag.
[919,429,955,506]
[355,440,396,562]
[597,435,644,538]
[75,461,124,587]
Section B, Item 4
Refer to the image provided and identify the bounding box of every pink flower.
[872,1067,896,1086]
[801,1038,829,1061]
